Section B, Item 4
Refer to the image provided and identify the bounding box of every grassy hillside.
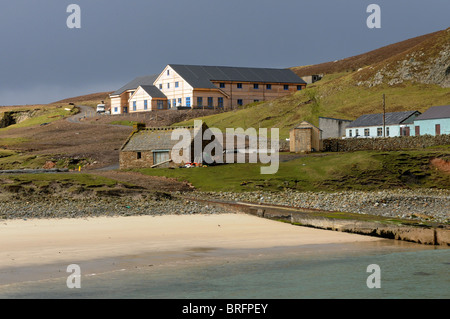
[291,30,442,76]
[175,28,450,139]
[175,74,450,139]
[133,147,450,193]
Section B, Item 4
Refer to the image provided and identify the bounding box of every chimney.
[133,122,146,132]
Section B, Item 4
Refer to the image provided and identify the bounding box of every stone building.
[319,117,352,139]
[289,121,323,153]
[119,123,210,169]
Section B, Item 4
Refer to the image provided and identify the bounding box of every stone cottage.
[119,122,211,169]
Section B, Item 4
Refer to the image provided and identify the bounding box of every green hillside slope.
[175,28,450,139]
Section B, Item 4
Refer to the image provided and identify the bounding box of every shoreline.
[0,213,387,285]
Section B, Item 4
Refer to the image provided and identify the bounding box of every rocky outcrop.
[0,110,36,128]
[356,29,450,88]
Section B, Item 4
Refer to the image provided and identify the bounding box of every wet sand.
[0,213,383,285]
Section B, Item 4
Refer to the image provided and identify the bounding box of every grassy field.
[174,73,450,139]
[0,105,77,132]
[0,172,127,196]
[132,148,450,192]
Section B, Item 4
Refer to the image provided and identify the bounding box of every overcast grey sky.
[0,0,449,105]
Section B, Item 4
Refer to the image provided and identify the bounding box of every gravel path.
[184,189,450,224]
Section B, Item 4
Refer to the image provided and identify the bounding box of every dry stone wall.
[323,134,450,152]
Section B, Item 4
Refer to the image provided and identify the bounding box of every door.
[415,126,420,136]
[435,124,441,136]
[153,151,170,168]
[405,127,410,137]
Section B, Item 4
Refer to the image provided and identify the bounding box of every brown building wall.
[290,126,322,153]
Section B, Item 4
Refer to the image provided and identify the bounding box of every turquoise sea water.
[0,241,448,299]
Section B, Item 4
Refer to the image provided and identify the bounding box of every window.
[208,97,213,107]
[197,97,203,107]
[173,99,176,107]
[237,99,243,106]
[219,83,225,88]
[377,127,383,137]
[175,82,179,88]
[364,128,370,137]
[186,97,191,107]
[355,129,359,136]
[254,100,259,103]
[167,69,170,76]
[144,100,148,110]
[237,83,242,89]
[253,84,259,89]
[178,98,182,106]
[386,127,390,136]
[167,83,170,89]
[297,85,303,91]
[284,85,289,90]
[218,97,224,107]
[159,84,163,90]
[137,152,142,160]
[133,101,136,111]
[266,84,272,90]
[114,107,118,113]
[157,100,164,110]
[349,130,352,137]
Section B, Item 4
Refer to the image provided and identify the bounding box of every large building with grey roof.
[110,64,307,114]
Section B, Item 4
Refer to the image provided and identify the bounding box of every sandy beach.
[0,213,381,270]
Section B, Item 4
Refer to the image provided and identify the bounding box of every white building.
[345,111,421,138]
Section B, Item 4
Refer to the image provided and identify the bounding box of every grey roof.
[347,111,421,128]
[121,126,200,152]
[139,85,167,99]
[169,64,306,89]
[111,74,159,96]
[415,105,450,121]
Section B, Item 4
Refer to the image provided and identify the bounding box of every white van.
[96,104,106,113]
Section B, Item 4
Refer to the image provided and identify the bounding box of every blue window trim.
[266,84,272,90]
[253,84,259,89]
[175,82,179,88]
[186,97,191,107]
[237,83,242,89]
[284,85,289,90]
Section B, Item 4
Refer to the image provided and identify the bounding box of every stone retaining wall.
[323,134,450,152]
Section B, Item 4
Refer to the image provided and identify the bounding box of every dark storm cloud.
[0,0,448,105]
